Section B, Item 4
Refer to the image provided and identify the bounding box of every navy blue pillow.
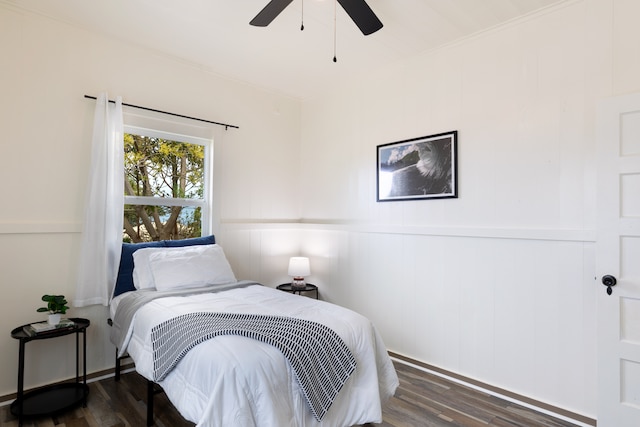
[112,235,216,298]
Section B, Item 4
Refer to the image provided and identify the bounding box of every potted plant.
[37,294,69,325]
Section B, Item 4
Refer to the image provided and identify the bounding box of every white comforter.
[119,284,399,427]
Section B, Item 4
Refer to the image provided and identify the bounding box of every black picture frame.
[377,131,458,202]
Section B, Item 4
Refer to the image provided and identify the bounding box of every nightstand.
[277,283,319,299]
[10,318,90,427]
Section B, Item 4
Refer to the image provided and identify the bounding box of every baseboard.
[389,352,596,427]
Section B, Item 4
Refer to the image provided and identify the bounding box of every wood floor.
[0,361,582,427]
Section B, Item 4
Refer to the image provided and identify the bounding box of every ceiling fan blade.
[250,0,295,27]
[337,0,383,35]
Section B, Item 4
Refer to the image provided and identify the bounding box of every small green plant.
[36,294,69,314]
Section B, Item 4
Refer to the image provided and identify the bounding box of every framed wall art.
[377,131,457,202]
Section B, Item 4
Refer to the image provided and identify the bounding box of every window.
[123,126,212,243]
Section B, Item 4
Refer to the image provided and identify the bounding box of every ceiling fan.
[250,0,383,36]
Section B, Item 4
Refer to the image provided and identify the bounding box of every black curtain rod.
[84,95,239,130]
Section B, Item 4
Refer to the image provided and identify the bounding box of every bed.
[108,235,399,427]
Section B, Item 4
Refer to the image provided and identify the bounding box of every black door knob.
[602,275,617,295]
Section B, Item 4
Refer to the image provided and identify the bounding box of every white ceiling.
[5,0,568,99]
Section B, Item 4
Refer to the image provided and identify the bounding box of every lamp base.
[291,277,306,289]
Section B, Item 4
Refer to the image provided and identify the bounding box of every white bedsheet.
[120,284,399,427]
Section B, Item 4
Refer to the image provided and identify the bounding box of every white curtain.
[74,93,124,307]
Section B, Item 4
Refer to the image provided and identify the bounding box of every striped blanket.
[151,312,357,421]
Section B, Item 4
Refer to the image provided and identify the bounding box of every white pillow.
[132,247,168,289]
[147,244,237,291]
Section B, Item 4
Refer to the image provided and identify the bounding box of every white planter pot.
[48,313,61,325]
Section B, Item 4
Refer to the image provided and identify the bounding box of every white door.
[597,93,640,426]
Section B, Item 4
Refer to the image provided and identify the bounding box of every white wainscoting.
[219,221,597,419]
[0,222,82,235]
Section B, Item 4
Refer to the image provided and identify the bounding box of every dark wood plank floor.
[0,361,582,427]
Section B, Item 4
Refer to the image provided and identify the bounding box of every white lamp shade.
[288,257,310,277]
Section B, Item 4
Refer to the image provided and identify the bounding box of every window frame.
[123,124,214,238]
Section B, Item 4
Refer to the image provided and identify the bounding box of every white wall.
[0,5,301,398]
[292,0,640,419]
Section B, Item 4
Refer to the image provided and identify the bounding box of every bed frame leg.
[115,348,121,381]
[147,380,155,426]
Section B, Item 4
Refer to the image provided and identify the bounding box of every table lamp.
[288,257,310,289]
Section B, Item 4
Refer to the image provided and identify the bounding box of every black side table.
[277,283,319,299]
[10,317,90,427]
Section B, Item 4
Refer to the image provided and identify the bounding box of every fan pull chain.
[300,0,304,30]
[333,0,337,62]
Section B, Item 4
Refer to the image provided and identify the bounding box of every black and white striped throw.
[150,312,357,421]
